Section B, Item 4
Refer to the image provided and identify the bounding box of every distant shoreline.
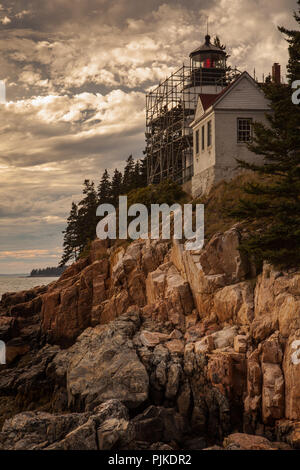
[29,267,67,277]
[28,275,60,278]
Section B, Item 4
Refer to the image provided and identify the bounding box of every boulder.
[243,349,262,433]
[211,325,238,350]
[250,314,278,343]
[165,339,184,355]
[0,411,89,450]
[0,399,129,451]
[254,263,300,338]
[261,363,284,424]
[140,330,169,348]
[165,363,181,399]
[234,335,248,354]
[127,406,187,445]
[276,420,300,449]
[223,433,277,450]
[146,263,194,317]
[41,263,93,346]
[283,331,300,420]
[53,309,149,411]
[197,227,249,283]
[213,282,254,325]
[97,417,129,450]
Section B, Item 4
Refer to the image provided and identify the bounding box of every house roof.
[212,71,255,106]
[198,93,220,111]
[197,74,242,113]
[192,71,268,127]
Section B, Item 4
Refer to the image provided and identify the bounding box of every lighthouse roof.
[189,35,226,58]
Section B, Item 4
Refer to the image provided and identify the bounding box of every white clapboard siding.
[194,96,205,121]
[215,75,270,110]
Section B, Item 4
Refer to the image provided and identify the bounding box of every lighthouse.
[189,34,227,93]
[146,33,231,186]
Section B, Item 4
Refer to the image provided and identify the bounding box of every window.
[195,129,199,154]
[207,120,212,147]
[237,118,252,142]
[201,125,205,150]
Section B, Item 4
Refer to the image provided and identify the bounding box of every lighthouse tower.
[146,33,230,186]
[189,34,227,94]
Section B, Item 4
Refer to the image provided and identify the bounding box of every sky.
[0,0,297,274]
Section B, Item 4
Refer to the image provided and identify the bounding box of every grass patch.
[193,171,271,240]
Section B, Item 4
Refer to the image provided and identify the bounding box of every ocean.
[0,276,59,301]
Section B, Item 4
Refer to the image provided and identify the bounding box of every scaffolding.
[146,65,240,185]
[146,65,197,185]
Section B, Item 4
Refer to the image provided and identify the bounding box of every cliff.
[0,226,299,450]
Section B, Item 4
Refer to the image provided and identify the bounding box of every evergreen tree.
[111,168,123,205]
[60,155,149,264]
[265,73,272,84]
[122,155,135,193]
[231,2,300,269]
[132,158,148,189]
[133,160,141,189]
[60,202,79,266]
[77,180,98,253]
[213,35,231,73]
[139,156,148,187]
[31,266,66,276]
[97,169,112,205]
[278,1,300,83]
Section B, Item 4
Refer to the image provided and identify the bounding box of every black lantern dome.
[189,35,227,86]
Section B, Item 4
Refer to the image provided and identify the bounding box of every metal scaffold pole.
[145,65,198,185]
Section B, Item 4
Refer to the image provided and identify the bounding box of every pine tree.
[278,1,300,83]
[232,2,300,269]
[77,180,98,253]
[60,202,79,266]
[213,36,231,73]
[122,155,135,193]
[139,156,148,187]
[133,160,141,189]
[97,169,112,205]
[111,168,123,205]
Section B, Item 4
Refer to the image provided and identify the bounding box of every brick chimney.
[272,63,281,84]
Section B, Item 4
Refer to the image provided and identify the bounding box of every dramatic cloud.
[0,0,296,273]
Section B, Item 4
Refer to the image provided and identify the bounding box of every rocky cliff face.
[0,227,299,450]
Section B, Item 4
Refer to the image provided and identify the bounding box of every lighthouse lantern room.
[189,34,227,90]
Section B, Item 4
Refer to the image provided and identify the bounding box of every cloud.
[0,0,296,273]
[0,248,60,259]
[0,15,10,24]
[0,89,145,172]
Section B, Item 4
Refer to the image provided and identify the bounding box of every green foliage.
[78,239,93,260]
[122,155,136,193]
[77,180,99,253]
[97,169,112,205]
[111,169,123,205]
[127,180,186,209]
[213,35,231,72]
[60,202,79,266]
[30,266,67,277]
[278,0,300,84]
[231,4,300,269]
[60,155,148,265]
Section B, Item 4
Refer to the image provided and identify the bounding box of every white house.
[190,71,271,197]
